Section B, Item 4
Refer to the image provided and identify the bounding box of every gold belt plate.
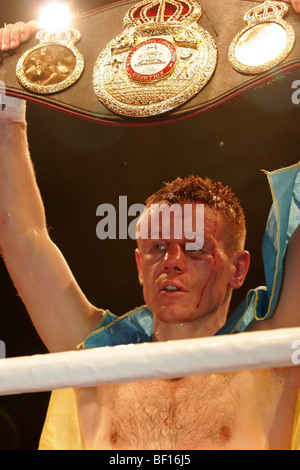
[228,1,295,75]
[93,0,217,117]
[16,29,84,94]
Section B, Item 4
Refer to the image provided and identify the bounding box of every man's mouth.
[163,285,181,292]
[161,283,185,293]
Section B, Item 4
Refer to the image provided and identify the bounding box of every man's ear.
[229,250,250,290]
[135,248,144,285]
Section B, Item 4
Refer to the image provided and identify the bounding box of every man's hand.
[285,0,300,13]
[0,21,39,52]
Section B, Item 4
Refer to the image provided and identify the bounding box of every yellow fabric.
[39,389,83,450]
[292,391,300,451]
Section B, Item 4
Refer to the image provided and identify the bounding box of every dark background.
[0,0,299,449]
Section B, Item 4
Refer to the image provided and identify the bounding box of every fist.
[285,0,300,13]
[0,21,39,52]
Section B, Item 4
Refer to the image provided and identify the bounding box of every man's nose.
[162,244,186,273]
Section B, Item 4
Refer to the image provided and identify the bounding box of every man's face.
[135,204,243,327]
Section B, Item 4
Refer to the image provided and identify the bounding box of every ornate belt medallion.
[16,29,84,94]
[228,1,295,74]
[93,0,217,117]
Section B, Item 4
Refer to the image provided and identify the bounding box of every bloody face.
[135,204,238,330]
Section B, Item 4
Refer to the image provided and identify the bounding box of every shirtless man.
[0,5,300,449]
[1,97,300,451]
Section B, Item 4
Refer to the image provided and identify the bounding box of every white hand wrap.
[0,94,26,123]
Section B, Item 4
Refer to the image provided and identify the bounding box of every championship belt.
[92,0,217,117]
[0,0,299,124]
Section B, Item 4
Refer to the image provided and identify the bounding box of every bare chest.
[77,370,276,450]
[106,375,240,449]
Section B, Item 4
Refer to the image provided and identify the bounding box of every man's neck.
[151,311,227,342]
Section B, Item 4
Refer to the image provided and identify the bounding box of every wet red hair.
[145,175,246,255]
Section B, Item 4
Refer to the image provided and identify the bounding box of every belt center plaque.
[93,0,217,117]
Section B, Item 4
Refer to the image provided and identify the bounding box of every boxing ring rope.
[0,327,299,396]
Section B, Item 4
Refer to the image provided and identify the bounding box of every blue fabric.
[83,307,153,348]
[82,163,300,349]
[217,162,300,334]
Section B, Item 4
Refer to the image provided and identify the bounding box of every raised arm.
[0,98,103,352]
[270,224,300,330]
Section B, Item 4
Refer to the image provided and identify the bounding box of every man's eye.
[154,244,166,251]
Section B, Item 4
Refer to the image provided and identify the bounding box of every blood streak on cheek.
[196,214,218,309]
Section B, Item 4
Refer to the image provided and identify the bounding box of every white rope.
[0,327,299,396]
